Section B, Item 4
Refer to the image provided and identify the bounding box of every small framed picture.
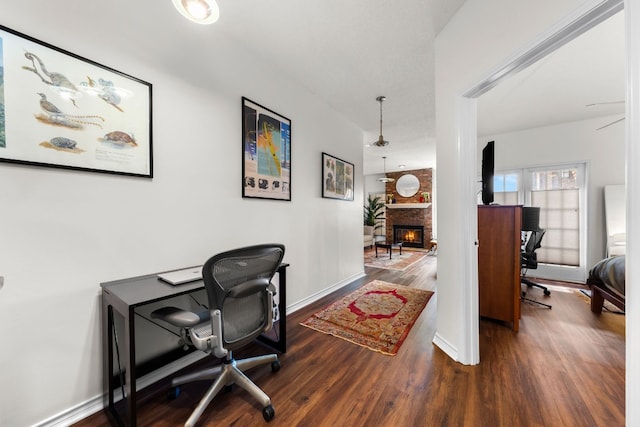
[322,152,354,201]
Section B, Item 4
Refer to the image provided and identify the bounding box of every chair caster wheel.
[544,290,551,296]
[263,404,275,421]
[271,360,281,372]
[168,386,180,400]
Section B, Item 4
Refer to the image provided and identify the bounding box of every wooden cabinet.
[478,205,522,331]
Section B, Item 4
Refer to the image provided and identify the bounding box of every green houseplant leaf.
[364,195,385,230]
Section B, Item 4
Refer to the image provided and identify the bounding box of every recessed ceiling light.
[173,0,219,24]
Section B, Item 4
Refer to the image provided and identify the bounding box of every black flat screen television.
[481,141,494,205]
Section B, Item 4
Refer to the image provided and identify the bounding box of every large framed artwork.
[242,97,291,201]
[0,25,153,177]
[322,152,354,201]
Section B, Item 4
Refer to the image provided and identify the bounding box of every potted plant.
[364,195,385,231]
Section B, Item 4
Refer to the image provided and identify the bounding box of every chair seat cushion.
[151,306,203,328]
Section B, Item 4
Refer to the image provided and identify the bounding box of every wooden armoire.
[478,205,522,331]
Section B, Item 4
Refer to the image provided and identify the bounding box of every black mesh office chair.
[151,244,285,426]
[521,229,552,308]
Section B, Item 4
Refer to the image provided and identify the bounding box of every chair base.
[521,294,552,309]
[172,352,278,427]
[521,278,552,309]
[522,277,551,296]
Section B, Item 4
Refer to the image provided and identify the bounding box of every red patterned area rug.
[364,249,427,271]
[300,280,434,355]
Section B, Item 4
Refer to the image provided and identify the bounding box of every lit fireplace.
[393,225,424,248]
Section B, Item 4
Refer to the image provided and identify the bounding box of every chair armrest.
[227,278,270,298]
[151,306,202,328]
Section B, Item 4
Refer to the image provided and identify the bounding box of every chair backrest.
[525,229,545,253]
[522,229,545,269]
[202,244,285,350]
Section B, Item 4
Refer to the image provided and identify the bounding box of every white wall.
[0,2,365,426]
[479,114,626,275]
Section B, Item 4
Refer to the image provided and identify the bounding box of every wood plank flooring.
[75,251,625,427]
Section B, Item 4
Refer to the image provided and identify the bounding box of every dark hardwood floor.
[76,251,625,427]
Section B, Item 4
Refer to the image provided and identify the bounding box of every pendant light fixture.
[372,95,389,147]
[379,156,395,183]
[173,0,219,24]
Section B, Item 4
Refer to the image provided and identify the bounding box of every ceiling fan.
[372,96,390,147]
[586,100,625,130]
[378,156,395,183]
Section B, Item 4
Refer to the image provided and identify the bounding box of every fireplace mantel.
[385,203,431,209]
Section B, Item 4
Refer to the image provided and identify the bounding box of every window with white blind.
[485,164,587,281]
[528,167,582,267]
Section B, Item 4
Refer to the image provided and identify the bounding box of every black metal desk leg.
[125,307,137,427]
[106,305,115,413]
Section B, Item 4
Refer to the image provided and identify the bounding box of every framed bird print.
[242,97,291,201]
[0,24,153,177]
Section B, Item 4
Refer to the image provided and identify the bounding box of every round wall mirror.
[395,174,420,197]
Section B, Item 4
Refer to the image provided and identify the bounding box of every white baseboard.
[35,352,207,427]
[286,271,366,314]
[432,332,459,362]
[34,394,104,427]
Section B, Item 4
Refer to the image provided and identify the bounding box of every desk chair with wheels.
[151,244,285,426]
[521,229,552,308]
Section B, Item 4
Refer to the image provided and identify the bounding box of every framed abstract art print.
[242,97,291,201]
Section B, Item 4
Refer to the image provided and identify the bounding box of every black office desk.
[101,263,289,426]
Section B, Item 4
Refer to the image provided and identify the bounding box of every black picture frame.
[322,152,354,201]
[242,97,291,200]
[0,24,153,177]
